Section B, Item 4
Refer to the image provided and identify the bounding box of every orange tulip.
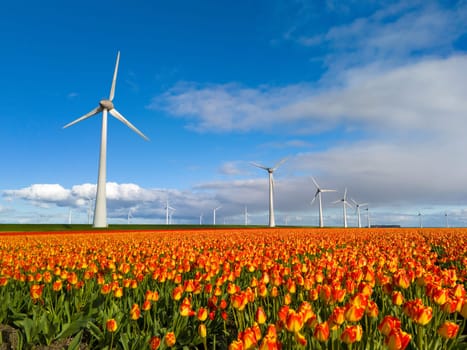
[52,280,63,292]
[378,315,402,336]
[180,297,195,316]
[412,305,433,325]
[142,299,151,311]
[30,284,44,300]
[340,324,363,344]
[106,319,118,332]
[241,327,257,349]
[344,304,365,322]
[197,307,208,321]
[164,331,176,347]
[392,291,404,306]
[437,321,459,339]
[365,300,379,318]
[385,328,411,350]
[330,306,345,326]
[285,309,304,333]
[172,286,184,300]
[130,303,141,320]
[313,321,330,342]
[229,340,244,350]
[255,306,267,324]
[149,336,161,350]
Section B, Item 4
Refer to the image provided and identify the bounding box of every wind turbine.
[63,52,149,228]
[213,206,222,225]
[127,208,134,225]
[351,199,368,228]
[418,212,423,228]
[445,212,449,228]
[365,207,371,228]
[250,158,287,227]
[244,206,249,226]
[165,199,176,225]
[333,188,353,228]
[310,177,336,228]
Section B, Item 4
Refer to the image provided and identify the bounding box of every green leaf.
[119,333,130,350]
[13,318,33,344]
[67,330,83,350]
[56,316,91,340]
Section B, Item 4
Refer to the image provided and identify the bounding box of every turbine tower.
[333,188,353,228]
[351,199,368,228]
[251,158,287,227]
[365,207,371,228]
[418,212,423,228]
[64,52,149,228]
[213,206,222,225]
[310,177,336,228]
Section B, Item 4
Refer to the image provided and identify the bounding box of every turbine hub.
[99,99,114,110]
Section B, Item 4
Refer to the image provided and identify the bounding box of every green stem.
[417,325,424,350]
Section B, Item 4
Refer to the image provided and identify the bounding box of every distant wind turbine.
[310,177,336,228]
[351,199,368,228]
[213,206,222,225]
[365,207,371,228]
[418,212,423,228]
[63,51,149,228]
[68,209,72,225]
[127,208,134,225]
[333,188,353,228]
[244,206,249,226]
[445,212,449,228]
[250,158,287,227]
[165,199,176,225]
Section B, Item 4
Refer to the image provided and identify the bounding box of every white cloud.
[151,55,467,136]
[4,184,71,203]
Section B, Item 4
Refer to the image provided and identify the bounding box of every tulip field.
[0,228,466,349]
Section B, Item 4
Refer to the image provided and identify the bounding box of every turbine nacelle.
[99,99,114,110]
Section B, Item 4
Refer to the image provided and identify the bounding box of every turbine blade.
[311,177,320,189]
[351,198,358,206]
[109,51,120,101]
[250,162,269,171]
[63,106,102,128]
[343,188,347,200]
[322,189,337,193]
[109,109,150,141]
[332,200,340,204]
[272,157,288,171]
[310,194,317,206]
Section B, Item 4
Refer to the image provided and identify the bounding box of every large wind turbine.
[63,52,149,228]
[333,188,353,228]
[351,199,368,228]
[251,158,287,227]
[310,177,336,228]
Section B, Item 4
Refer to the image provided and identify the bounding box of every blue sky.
[2,0,467,227]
